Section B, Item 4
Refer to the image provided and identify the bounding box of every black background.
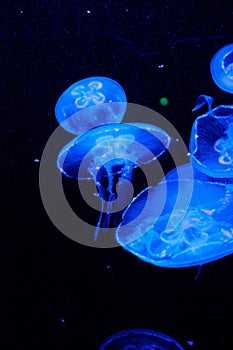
[1,1,233,349]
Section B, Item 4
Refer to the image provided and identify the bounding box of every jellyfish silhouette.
[57,122,171,240]
[210,43,233,93]
[98,328,185,350]
[190,98,233,179]
[116,178,233,267]
[55,76,127,135]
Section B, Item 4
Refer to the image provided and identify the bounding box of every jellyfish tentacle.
[101,168,116,232]
[94,181,105,241]
[99,162,134,234]
[194,264,203,280]
[192,94,213,112]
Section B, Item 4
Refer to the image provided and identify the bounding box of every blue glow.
[210,43,233,93]
[191,94,213,112]
[190,103,233,178]
[162,163,195,182]
[164,162,233,185]
[55,77,127,135]
[58,123,170,179]
[99,328,185,350]
[116,179,233,268]
[116,97,233,267]
[57,122,171,239]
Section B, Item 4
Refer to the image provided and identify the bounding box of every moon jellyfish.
[116,179,233,267]
[162,163,195,182]
[99,328,185,350]
[163,162,233,185]
[57,122,171,240]
[190,101,233,179]
[210,43,233,93]
[55,77,127,135]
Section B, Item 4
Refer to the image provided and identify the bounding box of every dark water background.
[1,1,233,349]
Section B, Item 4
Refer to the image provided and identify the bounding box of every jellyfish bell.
[210,43,233,93]
[57,122,171,240]
[98,328,185,350]
[161,162,195,182]
[57,122,171,179]
[116,179,233,268]
[190,100,233,179]
[163,162,233,185]
[55,76,127,135]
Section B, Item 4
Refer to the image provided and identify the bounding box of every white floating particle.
[187,340,194,346]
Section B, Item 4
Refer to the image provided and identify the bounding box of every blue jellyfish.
[162,163,195,182]
[116,179,233,267]
[210,43,233,93]
[99,328,185,350]
[163,162,233,185]
[116,96,233,267]
[190,98,233,179]
[57,122,171,240]
[55,77,127,135]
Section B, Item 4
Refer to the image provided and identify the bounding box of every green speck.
[160,97,168,106]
